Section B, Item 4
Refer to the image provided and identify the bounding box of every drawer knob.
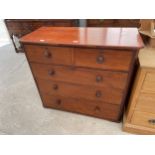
[148,119,155,124]
[44,49,51,58]
[56,99,61,105]
[53,84,58,90]
[96,91,102,97]
[94,106,100,112]
[97,56,104,64]
[96,75,103,82]
[48,70,55,76]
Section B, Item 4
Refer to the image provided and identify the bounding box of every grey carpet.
[0,44,128,134]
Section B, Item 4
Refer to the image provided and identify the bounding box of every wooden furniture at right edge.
[123,48,155,134]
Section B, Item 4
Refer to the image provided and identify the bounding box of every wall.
[0,19,10,47]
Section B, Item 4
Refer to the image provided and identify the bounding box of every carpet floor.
[0,44,128,134]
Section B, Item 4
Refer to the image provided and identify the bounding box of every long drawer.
[31,63,128,89]
[24,45,73,65]
[41,94,120,121]
[36,79,124,104]
[75,48,133,71]
[131,111,155,129]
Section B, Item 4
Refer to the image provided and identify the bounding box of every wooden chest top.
[20,27,144,49]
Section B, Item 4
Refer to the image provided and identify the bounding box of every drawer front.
[135,93,155,114]
[24,45,73,65]
[131,111,155,129]
[141,72,155,93]
[75,48,133,71]
[31,63,128,90]
[41,94,120,121]
[37,79,123,104]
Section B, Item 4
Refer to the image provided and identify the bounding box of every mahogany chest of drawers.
[20,27,143,122]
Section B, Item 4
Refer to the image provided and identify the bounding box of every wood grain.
[24,45,73,65]
[125,68,147,122]
[30,63,128,89]
[41,94,120,121]
[20,27,144,50]
[135,93,155,113]
[87,19,140,27]
[36,78,124,105]
[75,48,133,71]
[123,49,155,134]
[141,72,155,93]
[131,111,155,129]
[123,121,155,135]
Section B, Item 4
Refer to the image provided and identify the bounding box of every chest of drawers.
[20,27,143,122]
[123,48,155,133]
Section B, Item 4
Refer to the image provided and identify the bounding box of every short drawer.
[41,94,120,121]
[75,48,133,71]
[141,72,155,93]
[135,93,155,114]
[37,79,124,105]
[31,63,128,90]
[24,45,73,65]
[131,111,155,129]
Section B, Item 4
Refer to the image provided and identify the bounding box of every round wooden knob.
[56,99,61,105]
[48,70,55,76]
[96,91,102,97]
[96,75,103,82]
[94,106,100,112]
[44,49,51,58]
[96,56,104,64]
[148,119,155,124]
[53,84,58,90]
